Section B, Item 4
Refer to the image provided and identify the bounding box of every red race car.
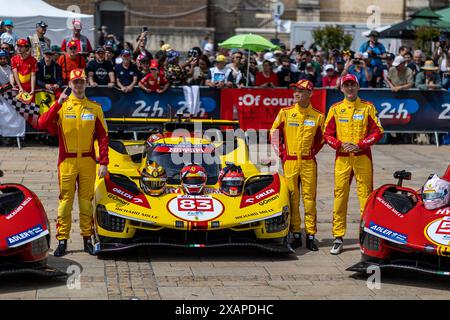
[348,165,450,276]
[0,170,64,277]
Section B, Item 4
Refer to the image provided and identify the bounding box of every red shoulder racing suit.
[38,94,109,240]
[324,97,383,238]
[270,103,324,235]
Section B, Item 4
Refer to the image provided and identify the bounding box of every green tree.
[312,25,353,52]
[415,26,440,56]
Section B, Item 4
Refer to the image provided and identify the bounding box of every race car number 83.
[177,198,213,211]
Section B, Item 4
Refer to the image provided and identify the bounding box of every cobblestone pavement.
[0,143,449,300]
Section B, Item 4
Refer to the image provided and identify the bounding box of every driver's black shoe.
[290,232,302,249]
[54,240,67,257]
[83,237,95,255]
[306,234,319,251]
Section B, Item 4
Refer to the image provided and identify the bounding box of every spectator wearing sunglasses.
[57,40,86,85]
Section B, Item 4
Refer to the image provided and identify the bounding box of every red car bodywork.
[348,165,450,276]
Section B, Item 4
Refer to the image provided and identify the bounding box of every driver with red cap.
[324,74,384,255]
[270,79,325,251]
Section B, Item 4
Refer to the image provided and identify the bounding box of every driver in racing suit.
[323,74,384,255]
[270,79,324,251]
[38,68,109,257]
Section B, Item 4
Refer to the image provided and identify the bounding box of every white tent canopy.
[0,0,94,50]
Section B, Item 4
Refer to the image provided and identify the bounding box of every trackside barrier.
[23,87,450,142]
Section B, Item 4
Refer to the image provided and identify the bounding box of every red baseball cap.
[16,38,29,47]
[341,74,359,85]
[69,68,86,81]
[289,79,314,91]
[150,59,159,69]
[68,40,77,49]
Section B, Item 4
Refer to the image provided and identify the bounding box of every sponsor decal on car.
[435,208,450,215]
[5,196,32,220]
[167,195,224,222]
[425,216,450,246]
[376,196,404,218]
[6,224,49,248]
[365,221,408,244]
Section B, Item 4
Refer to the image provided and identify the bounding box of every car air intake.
[382,190,415,214]
[0,189,25,216]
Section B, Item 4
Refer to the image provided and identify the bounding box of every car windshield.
[146,151,220,185]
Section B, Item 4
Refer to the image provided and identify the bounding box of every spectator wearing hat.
[0,20,18,46]
[115,49,138,93]
[57,40,86,85]
[165,50,185,86]
[61,20,92,54]
[255,59,278,87]
[415,60,442,90]
[386,55,414,92]
[359,30,386,82]
[37,49,63,92]
[0,42,13,58]
[29,21,51,61]
[205,55,230,88]
[0,49,13,87]
[11,38,37,96]
[379,53,395,87]
[86,47,115,88]
[340,52,372,88]
[321,64,339,88]
[139,59,169,94]
[104,46,115,65]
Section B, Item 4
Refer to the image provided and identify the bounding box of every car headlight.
[264,206,289,233]
[96,205,126,232]
[31,236,49,255]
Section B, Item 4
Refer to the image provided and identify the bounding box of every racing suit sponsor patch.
[81,114,94,121]
[303,120,315,126]
[353,114,364,120]
[288,122,299,126]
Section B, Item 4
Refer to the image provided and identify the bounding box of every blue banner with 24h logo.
[325,89,450,132]
[86,86,221,120]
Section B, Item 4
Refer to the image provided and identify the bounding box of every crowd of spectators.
[0,19,448,103]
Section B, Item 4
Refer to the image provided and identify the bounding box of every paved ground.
[0,142,449,300]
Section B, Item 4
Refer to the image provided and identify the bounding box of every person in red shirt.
[255,60,279,87]
[322,64,339,88]
[60,20,93,54]
[11,38,37,95]
[57,40,87,84]
[139,59,170,94]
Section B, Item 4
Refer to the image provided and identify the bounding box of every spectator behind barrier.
[341,52,372,88]
[205,55,230,88]
[37,49,63,91]
[0,20,18,47]
[29,21,51,61]
[115,49,138,93]
[86,46,115,88]
[0,49,13,86]
[133,30,153,62]
[137,56,151,80]
[165,50,185,86]
[359,30,386,81]
[57,40,86,84]
[11,38,37,96]
[321,64,338,88]
[408,50,424,82]
[226,51,243,87]
[386,55,414,92]
[139,59,169,94]
[61,20,92,54]
[415,60,442,91]
[277,55,299,87]
[255,59,278,88]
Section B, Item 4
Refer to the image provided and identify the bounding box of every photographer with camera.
[133,28,153,62]
[277,55,299,87]
[340,52,372,88]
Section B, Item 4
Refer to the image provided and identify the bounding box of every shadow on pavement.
[0,256,82,293]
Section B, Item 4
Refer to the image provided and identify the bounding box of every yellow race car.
[93,118,293,253]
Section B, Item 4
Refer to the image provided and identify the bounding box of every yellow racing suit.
[38,94,109,240]
[323,97,383,238]
[270,103,324,235]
